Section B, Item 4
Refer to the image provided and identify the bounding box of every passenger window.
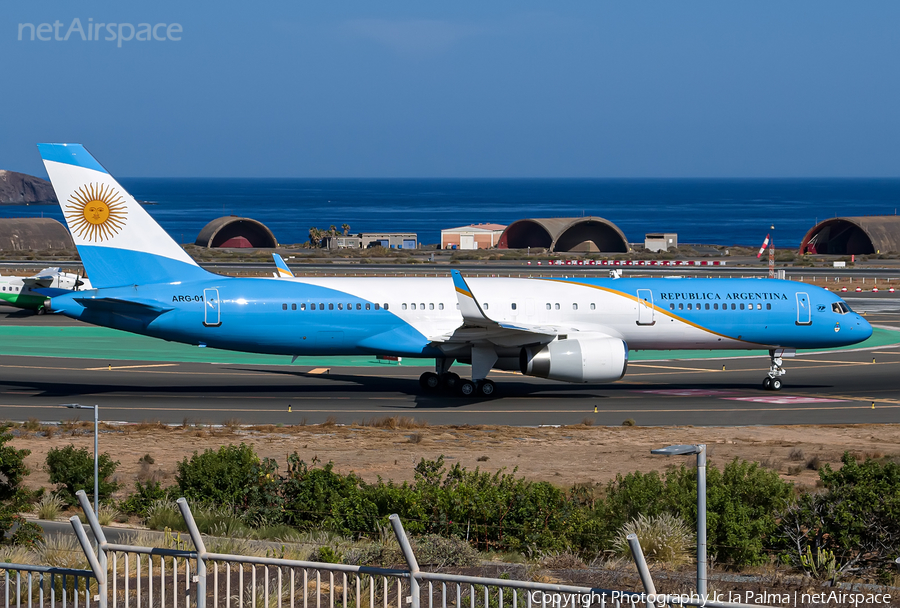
[511,303,517,310]
[320,303,325,310]
[679,303,684,310]
[356,303,361,310]
[740,303,745,310]
[348,303,352,309]
[590,303,596,310]
[687,303,692,310]
[366,303,371,310]
[338,303,343,310]
[484,303,489,310]
[300,303,306,311]
[546,303,551,310]
[714,303,718,310]
[555,303,560,310]
[731,303,736,310]
[429,303,434,310]
[573,303,578,310]
[384,303,389,310]
[439,303,444,310]
[402,304,408,310]
[670,303,675,310]
[375,303,380,310]
[329,303,334,310]
[411,303,416,310]
[756,303,761,310]
[420,303,424,310]
[291,303,297,311]
[705,303,709,310]
[767,303,771,310]
[282,303,287,310]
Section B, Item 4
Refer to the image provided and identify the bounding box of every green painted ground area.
[1,326,898,367]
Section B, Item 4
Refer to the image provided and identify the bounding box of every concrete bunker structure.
[799,216,900,255]
[498,217,629,253]
[0,218,74,250]
[195,216,278,248]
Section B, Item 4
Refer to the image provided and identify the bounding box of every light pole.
[62,404,99,517]
[651,443,707,598]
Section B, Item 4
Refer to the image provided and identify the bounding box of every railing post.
[178,497,207,608]
[626,534,656,608]
[76,490,107,572]
[70,516,107,608]
[389,514,419,608]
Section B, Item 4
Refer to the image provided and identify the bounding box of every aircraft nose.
[857,315,874,340]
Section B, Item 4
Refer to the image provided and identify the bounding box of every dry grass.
[360,416,427,429]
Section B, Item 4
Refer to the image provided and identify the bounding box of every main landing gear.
[418,371,495,397]
[762,349,785,391]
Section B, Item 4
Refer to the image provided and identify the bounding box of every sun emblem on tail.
[65,183,127,242]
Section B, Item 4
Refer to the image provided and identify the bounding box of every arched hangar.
[799,216,900,255]
[497,217,629,253]
[0,218,74,250]
[195,216,278,248]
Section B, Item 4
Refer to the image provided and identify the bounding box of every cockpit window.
[832,302,850,314]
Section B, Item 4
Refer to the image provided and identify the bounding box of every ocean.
[4,178,900,247]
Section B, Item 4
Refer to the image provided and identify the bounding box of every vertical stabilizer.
[38,144,210,288]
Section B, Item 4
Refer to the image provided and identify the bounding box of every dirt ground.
[9,420,900,496]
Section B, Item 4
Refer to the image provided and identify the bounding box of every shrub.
[176,443,277,513]
[45,445,119,506]
[411,534,480,567]
[613,513,694,565]
[97,505,120,526]
[0,425,42,547]
[120,480,170,517]
[776,452,900,576]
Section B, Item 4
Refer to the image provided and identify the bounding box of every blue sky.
[3,1,900,178]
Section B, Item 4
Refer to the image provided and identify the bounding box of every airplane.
[37,143,873,397]
[0,267,91,313]
[272,253,295,278]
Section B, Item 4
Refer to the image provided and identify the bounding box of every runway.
[1,301,898,427]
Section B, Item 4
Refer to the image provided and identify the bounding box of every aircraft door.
[796,292,811,325]
[203,288,221,327]
[636,289,655,325]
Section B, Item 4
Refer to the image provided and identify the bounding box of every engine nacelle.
[519,337,628,383]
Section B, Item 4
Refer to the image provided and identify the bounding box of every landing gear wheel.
[442,372,460,391]
[419,372,440,391]
[762,377,772,390]
[458,379,476,397]
[770,378,782,391]
[36,307,45,315]
[477,379,495,397]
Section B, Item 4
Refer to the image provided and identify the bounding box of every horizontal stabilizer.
[74,297,174,315]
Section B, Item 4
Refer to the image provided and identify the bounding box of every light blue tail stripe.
[37,143,108,174]
[78,246,211,288]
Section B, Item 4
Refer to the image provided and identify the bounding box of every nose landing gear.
[762,350,785,391]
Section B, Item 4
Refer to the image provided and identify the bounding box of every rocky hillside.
[0,170,57,204]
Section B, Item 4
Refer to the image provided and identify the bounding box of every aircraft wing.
[432,270,563,347]
[23,267,62,288]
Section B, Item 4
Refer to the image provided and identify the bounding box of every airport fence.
[0,490,777,608]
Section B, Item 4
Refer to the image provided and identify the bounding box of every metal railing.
[1,490,777,608]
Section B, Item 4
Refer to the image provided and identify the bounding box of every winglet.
[451,269,490,323]
[273,253,294,278]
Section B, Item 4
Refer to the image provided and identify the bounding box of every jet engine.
[519,336,628,383]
